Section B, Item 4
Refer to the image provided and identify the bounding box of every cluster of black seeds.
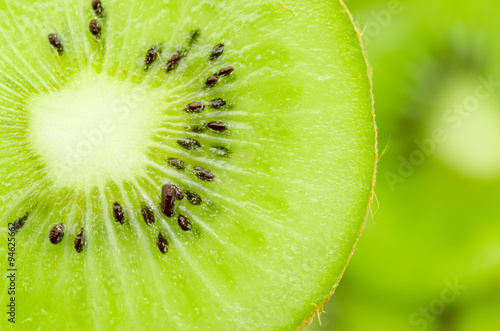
[21,179,204,254]
[143,30,200,72]
[25,181,205,253]
[177,98,231,160]
[167,156,218,182]
[11,210,86,253]
[205,66,235,88]
[89,0,104,40]
[47,1,105,55]
[183,98,228,114]
[177,43,234,160]
[108,182,203,253]
[42,21,239,255]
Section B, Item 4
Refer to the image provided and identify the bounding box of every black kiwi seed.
[161,184,177,217]
[183,102,205,113]
[218,66,234,77]
[188,28,200,46]
[210,44,225,60]
[50,224,65,244]
[12,213,29,233]
[48,33,64,55]
[172,184,184,200]
[205,121,228,133]
[74,228,85,253]
[92,0,104,17]
[205,75,219,88]
[210,146,231,157]
[209,98,227,109]
[166,52,181,73]
[89,19,101,38]
[177,137,201,150]
[167,157,186,171]
[194,167,215,181]
[157,233,169,254]
[113,202,125,224]
[144,46,159,69]
[141,203,155,226]
[178,215,192,231]
[186,191,203,205]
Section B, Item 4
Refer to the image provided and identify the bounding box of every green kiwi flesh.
[304,0,500,330]
[0,0,376,329]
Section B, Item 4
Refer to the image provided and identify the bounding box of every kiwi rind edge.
[297,0,378,328]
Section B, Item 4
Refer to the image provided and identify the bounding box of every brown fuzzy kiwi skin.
[296,0,378,329]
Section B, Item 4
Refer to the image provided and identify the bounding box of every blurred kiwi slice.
[0,0,376,329]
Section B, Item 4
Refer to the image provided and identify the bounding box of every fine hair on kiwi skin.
[0,0,376,329]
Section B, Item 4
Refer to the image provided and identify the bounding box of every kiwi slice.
[0,0,376,329]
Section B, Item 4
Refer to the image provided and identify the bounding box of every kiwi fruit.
[0,0,376,329]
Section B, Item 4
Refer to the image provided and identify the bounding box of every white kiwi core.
[27,69,161,188]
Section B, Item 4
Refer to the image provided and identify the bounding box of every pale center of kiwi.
[27,69,162,188]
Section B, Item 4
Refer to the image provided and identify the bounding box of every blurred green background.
[305,0,500,330]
